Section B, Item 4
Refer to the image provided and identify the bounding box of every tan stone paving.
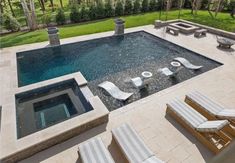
[1,23,235,163]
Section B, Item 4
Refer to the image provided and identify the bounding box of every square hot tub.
[16,79,93,138]
[170,22,199,34]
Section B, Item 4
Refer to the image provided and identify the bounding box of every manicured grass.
[0,10,234,48]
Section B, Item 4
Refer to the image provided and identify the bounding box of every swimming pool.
[17,31,222,110]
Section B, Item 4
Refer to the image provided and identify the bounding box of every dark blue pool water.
[17,31,220,87]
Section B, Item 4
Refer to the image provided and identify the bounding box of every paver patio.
[0,23,235,163]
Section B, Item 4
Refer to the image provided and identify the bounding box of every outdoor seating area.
[166,98,232,154]
[1,18,235,163]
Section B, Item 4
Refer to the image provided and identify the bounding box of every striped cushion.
[217,109,235,120]
[142,156,165,163]
[196,120,229,132]
[112,123,154,163]
[167,99,207,129]
[186,91,225,116]
[78,137,115,163]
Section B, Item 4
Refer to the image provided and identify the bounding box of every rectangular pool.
[17,31,222,110]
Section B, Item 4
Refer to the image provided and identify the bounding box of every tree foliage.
[141,0,149,12]
[2,13,20,31]
[104,0,114,17]
[56,8,66,25]
[115,0,124,16]
[124,0,133,15]
[70,6,80,23]
[133,0,141,13]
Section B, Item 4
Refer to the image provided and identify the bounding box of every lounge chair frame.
[185,97,235,137]
[166,105,232,154]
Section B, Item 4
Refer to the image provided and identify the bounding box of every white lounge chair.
[185,91,235,131]
[112,123,164,163]
[166,99,232,154]
[131,77,145,89]
[174,57,203,70]
[98,81,133,101]
[158,67,174,77]
[78,137,115,163]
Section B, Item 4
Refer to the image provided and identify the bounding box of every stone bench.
[166,26,179,36]
[194,29,207,38]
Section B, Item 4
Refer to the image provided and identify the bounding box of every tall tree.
[49,0,55,11]
[7,0,15,16]
[207,0,225,18]
[178,0,185,18]
[59,0,63,8]
[165,0,172,20]
[38,0,45,12]
[20,0,37,30]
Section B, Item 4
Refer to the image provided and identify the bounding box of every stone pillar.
[114,18,125,35]
[154,20,165,28]
[47,27,60,46]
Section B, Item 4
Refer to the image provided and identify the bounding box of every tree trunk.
[29,0,38,30]
[49,0,54,11]
[7,0,15,16]
[59,0,63,8]
[38,0,45,12]
[178,0,185,19]
[20,0,33,29]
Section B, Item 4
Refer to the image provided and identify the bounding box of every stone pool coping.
[0,20,234,162]
[0,72,109,162]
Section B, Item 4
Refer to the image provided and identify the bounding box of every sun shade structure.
[112,123,164,163]
[78,137,115,163]
[174,57,203,70]
[166,99,232,154]
[185,91,235,135]
[98,81,133,101]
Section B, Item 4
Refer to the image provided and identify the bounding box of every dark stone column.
[114,18,125,35]
[47,27,60,46]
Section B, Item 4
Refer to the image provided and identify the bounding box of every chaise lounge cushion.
[186,91,224,115]
[217,109,235,120]
[186,91,235,120]
[78,137,115,163]
[142,156,165,163]
[167,99,207,129]
[112,123,155,163]
[196,120,229,132]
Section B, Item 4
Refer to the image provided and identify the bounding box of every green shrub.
[115,0,124,16]
[2,13,20,32]
[124,0,133,15]
[56,8,66,25]
[141,0,149,12]
[96,2,105,19]
[133,0,141,14]
[70,6,80,23]
[88,5,97,20]
[149,0,158,11]
[42,14,52,26]
[104,0,114,17]
[80,5,89,21]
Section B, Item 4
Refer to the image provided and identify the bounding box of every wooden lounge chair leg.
[166,106,223,154]
[223,125,235,137]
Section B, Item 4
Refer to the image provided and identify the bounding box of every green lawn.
[0,10,234,48]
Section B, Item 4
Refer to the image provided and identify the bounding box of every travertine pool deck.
[1,22,235,163]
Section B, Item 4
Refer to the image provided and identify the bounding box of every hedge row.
[55,0,161,25]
